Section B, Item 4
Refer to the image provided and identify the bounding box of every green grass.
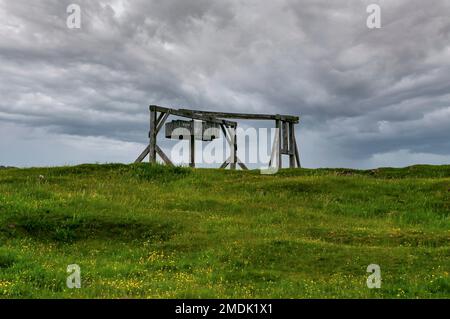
[0,163,449,298]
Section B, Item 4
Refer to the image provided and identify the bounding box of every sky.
[1,0,450,168]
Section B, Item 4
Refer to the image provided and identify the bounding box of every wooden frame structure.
[135,105,301,170]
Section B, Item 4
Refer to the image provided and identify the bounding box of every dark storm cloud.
[1,0,450,167]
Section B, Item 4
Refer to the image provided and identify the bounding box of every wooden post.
[149,106,157,163]
[293,131,301,168]
[282,121,288,154]
[230,125,237,170]
[268,130,279,168]
[275,119,282,169]
[190,132,195,168]
[289,122,296,168]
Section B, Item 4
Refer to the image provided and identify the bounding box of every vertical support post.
[282,121,289,154]
[190,126,195,168]
[293,131,301,168]
[275,118,282,169]
[230,125,237,170]
[268,130,279,168]
[289,122,296,168]
[149,105,157,163]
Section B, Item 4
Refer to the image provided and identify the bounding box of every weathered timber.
[190,133,195,168]
[136,105,300,171]
[289,122,296,168]
[156,112,170,134]
[165,120,220,141]
[149,108,157,163]
[150,105,237,127]
[281,121,289,154]
[179,109,299,123]
[135,145,150,163]
[293,133,301,168]
[276,119,282,169]
[268,127,280,168]
[156,145,173,166]
[220,157,230,169]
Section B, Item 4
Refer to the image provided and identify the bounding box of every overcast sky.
[1,0,450,168]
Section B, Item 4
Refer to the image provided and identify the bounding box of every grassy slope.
[0,164,449,298]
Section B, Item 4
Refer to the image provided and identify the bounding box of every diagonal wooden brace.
[156,145,173,166]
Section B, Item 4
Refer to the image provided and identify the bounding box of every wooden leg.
[293,132,301,168]
[156,145,174,166]
[149,108,157,163]
[135,145,150,163]
[269,127,279,168]
[220,156,230,169]
[222,125,246,170]
[282,121,288,154]
[289,122,296,168]
[237,160,248,170]
[276,119,282,169]
[230,126,237,170]
[190,134,195,168]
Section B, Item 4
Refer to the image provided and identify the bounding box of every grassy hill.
[0,163,449,298]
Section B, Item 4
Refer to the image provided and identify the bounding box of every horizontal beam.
[150,105,237,127]
[179,109,299,123]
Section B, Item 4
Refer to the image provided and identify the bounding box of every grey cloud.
[0,0,449,168]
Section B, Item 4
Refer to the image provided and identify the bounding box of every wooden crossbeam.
[150,105,237,127]
[179,108,299,123]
